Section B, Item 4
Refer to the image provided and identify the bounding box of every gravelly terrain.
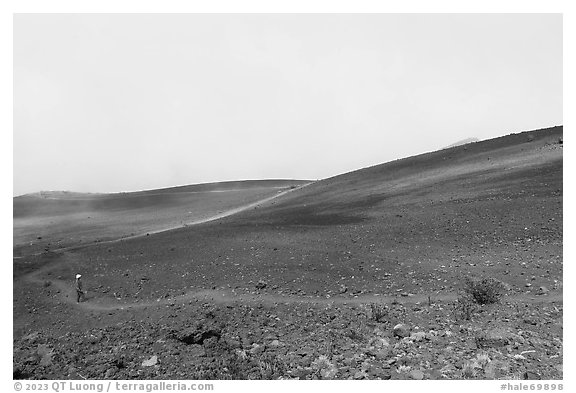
[13,297,562,380]
[13,126,563,380]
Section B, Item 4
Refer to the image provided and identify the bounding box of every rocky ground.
[13,293,562,380]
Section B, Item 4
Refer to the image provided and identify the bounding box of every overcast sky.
[13,13,562,196]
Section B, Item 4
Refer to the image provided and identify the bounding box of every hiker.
[75,274,85,303]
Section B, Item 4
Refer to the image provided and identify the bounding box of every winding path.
[26,256,563,313]
[15,183,311,257]
[18,182,562,312]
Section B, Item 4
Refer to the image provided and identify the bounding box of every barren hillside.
[13,126,563,380]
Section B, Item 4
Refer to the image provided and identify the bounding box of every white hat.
[76,274,82,279]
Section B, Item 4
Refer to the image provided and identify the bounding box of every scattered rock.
[39,354,53,367]
[410,369,425,380]
[523,318,538,326]
[523,371,541,380]
[173,321,222,345]
[393,324,411,338]
[311,355,338,379]
[475,327,521,348]
[370,337,390,348]
[37,344,53,367]
[23,332,40,343]
[104,368,116,378]
[224,338,242,349]
[291,368,314,379]
[537,286,549,295]
[187,345,206,358]
[367,365,391,379]
[555,364,562,374]
[372,348,391,361]
[249,343,266,355]
[142,355,158,367]
[410,332,427,342]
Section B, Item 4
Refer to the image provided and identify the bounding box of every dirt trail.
[33,186,293,200]
[27,256,563,313]
[19,180,562,313]
[14,183,311,258]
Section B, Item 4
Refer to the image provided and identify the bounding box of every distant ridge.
[17,179,311,199]
[444,137,480,149]
[23,191,102,199]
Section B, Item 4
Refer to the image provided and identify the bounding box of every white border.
[3,2,571,392]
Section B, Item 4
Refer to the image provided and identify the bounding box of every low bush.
[453,295,477,321]
[463,277,504,305]
[369,303,388,322]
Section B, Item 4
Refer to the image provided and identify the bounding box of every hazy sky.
[13,13,562,195]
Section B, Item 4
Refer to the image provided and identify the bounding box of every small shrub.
[463,277,503,305]
[343,328,364,342]
[461,361,477,379]
[325,330,338,356]
[460,352,497,379]
[369,303,388,322]
[112,357,126,369]
[257,353,287,379]
[484,361,497,379]
[453,295,477,321]
[311,355,338,379]
[397,365,411,374]
[475,353,491,368]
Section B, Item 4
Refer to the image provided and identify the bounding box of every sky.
[13,13,562,196]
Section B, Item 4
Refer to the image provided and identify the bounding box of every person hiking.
[75,274,85,303]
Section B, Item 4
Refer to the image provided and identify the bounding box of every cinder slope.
[12,126,563,381]
[226,126,562,226]
[13,179,310,257]
[34,126,562,303]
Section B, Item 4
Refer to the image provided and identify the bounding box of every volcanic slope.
[13,179,310,258]
[13,126,562,380]
[19,126,562,307]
